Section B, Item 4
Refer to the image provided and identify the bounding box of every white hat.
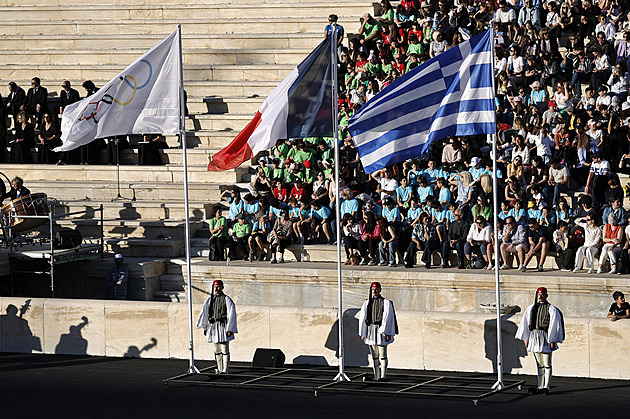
[114,253,123,259]
[470,156,480,166]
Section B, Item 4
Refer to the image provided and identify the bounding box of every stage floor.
[2,353,629,418]
[165,364,524,404]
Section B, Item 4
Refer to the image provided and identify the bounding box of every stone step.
[0,48,313,66]
[1,64,292,84]
[0,4,364,21]
[11,0,364,5]
[0,79,279,99]
[54,199,211,220]
[0,33,324,51]
[21,180,224,202]
[204,96,265,114]
[153,290,187,303]
[160,274,186,291]
[1,18,336,36]
[41,218,205,239]
[5,163,249,185]
[106,238,185,257]
[187,113,254,131]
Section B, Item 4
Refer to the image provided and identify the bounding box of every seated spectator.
[442,208,470,269]
[208,207,228,261]
[602,197,626,227]
[573,213,602,273]
[585,152,611,205]
[269,208,293,264]
[228,215,251,261]
[396,177,413,209]
[359,211,380,265]
[523,218,551,272]
[598,214,623,274]
[416,175,433,203]
[472,194,492,221]
[499,216,529,270]
[372,167,398,200]
[249,212,270,261]
[607,291,630,321]
[553,220,574,271]
[508,199,526,225]
[548,158,569,208]
[342,213,362,263]
[382,196,401,224]
[465,216,494,269]
[378,218,399,267]
[308,200,334,244]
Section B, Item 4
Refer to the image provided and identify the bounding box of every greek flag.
[348,28,495,174]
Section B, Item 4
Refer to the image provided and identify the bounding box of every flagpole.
[331,23,349,383]
[489,25,504,391]
[179,24,199,375]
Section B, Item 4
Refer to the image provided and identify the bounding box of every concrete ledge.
[1,297,629,379]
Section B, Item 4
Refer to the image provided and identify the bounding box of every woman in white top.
[553,81,573,111]
[511,134,531,165]
[586,119,604,153]
[591,48,611,91]
[507,46,526,88]
[429,31,448,58]
[464,215,494,269]
[573,214,602,273]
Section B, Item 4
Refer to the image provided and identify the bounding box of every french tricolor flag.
[208,36,335,171]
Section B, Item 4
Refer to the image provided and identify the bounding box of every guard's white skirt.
[527,329,552,353]
[364,324,392,346]
[205,321,235,344]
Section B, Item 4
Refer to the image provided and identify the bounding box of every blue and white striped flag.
[348,28,495,174]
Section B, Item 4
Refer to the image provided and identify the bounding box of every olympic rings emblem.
[77,59,153,124]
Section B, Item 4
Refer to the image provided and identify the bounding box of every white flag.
[55,30,181,152]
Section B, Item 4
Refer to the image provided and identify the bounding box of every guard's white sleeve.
[378,299,397,339]
[358,300,368,338]
[547,305,565,344]
[226,296,238,334]
[515,304,533,342]
[196,297,211,330]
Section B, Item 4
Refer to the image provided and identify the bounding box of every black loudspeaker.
[252,348,285,368]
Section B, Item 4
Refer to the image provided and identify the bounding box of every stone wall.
[1,297,629,380]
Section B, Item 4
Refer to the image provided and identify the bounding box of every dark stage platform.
[165,365,524,405]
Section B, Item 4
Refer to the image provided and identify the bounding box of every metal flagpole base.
[491,380,505,391]
[187,365,200,374]
[333,371,350,382]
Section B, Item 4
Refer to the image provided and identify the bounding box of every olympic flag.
[55,30,180,152]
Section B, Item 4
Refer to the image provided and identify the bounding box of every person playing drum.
[1,176,30,203]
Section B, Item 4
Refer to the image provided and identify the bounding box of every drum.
[1,193,50,233]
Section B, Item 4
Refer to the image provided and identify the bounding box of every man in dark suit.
[0,176,30,204]
[21,77,48,129]
[59,80,80,117]
[6,81,25,129]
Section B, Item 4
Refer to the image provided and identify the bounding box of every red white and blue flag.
[207,36,334,171]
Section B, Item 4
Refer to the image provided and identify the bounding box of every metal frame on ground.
[164,365,524,405]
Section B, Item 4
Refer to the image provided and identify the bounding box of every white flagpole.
[179,24,199,375]
[331,24,349,382]
[489,25,504,391]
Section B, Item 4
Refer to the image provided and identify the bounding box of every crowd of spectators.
[0,78,174,166]
[212,1,630,274]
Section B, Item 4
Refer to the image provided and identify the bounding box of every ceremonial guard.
[197,280,238,374]
[515,287,565,395]
[358,282,398,381]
